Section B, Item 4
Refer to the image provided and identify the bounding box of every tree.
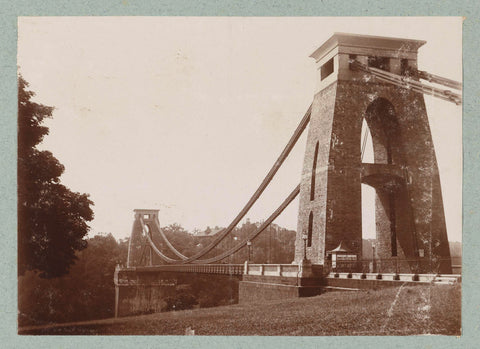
[18,76,94,278]
[18,233,129,326]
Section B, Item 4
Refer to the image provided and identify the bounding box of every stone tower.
[127,209,160,267]
[294,33,452,274]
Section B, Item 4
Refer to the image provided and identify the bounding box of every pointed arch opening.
[362,97,404,260]
[361,118,376,256]
[361,118,374,163]
[364,98,400,165]
[307,211,313,247]
[310,141,319,201]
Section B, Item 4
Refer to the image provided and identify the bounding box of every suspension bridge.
[114,33,462,317]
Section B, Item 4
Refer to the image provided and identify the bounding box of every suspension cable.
[144,184,300,264]
[188,184,300,264]
[142,63,460,265]
[152,104,312,264]
[151,216,188,260]
[140,218,178,263]
[351,60,462,105]
[416,70,462,91]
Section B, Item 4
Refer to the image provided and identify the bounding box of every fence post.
[244,260,249,275]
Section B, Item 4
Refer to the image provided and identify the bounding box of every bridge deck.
[115,263,304,277]
[132,264,245,275]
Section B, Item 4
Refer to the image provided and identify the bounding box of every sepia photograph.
[17,17,462,336]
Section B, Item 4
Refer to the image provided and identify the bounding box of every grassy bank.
[19,284,460,336]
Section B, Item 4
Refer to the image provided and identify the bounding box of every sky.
[17,17,462,242]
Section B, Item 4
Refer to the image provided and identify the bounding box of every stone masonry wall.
[295,79,451,273]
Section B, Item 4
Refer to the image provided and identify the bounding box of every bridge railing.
[130,264,245,276]
[117,257,459,279]
[121,263,303,277]
[324,257,457,275]
[244,264,300,277]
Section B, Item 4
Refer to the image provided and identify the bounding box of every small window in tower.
[143,214,150,219]
[368,56,390,72]
[307,212,313,247]
[321,58,334,80]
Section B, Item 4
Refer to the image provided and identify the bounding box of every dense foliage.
[18,76,94,278]
[18,234,128,326]
[18,221,296,326]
